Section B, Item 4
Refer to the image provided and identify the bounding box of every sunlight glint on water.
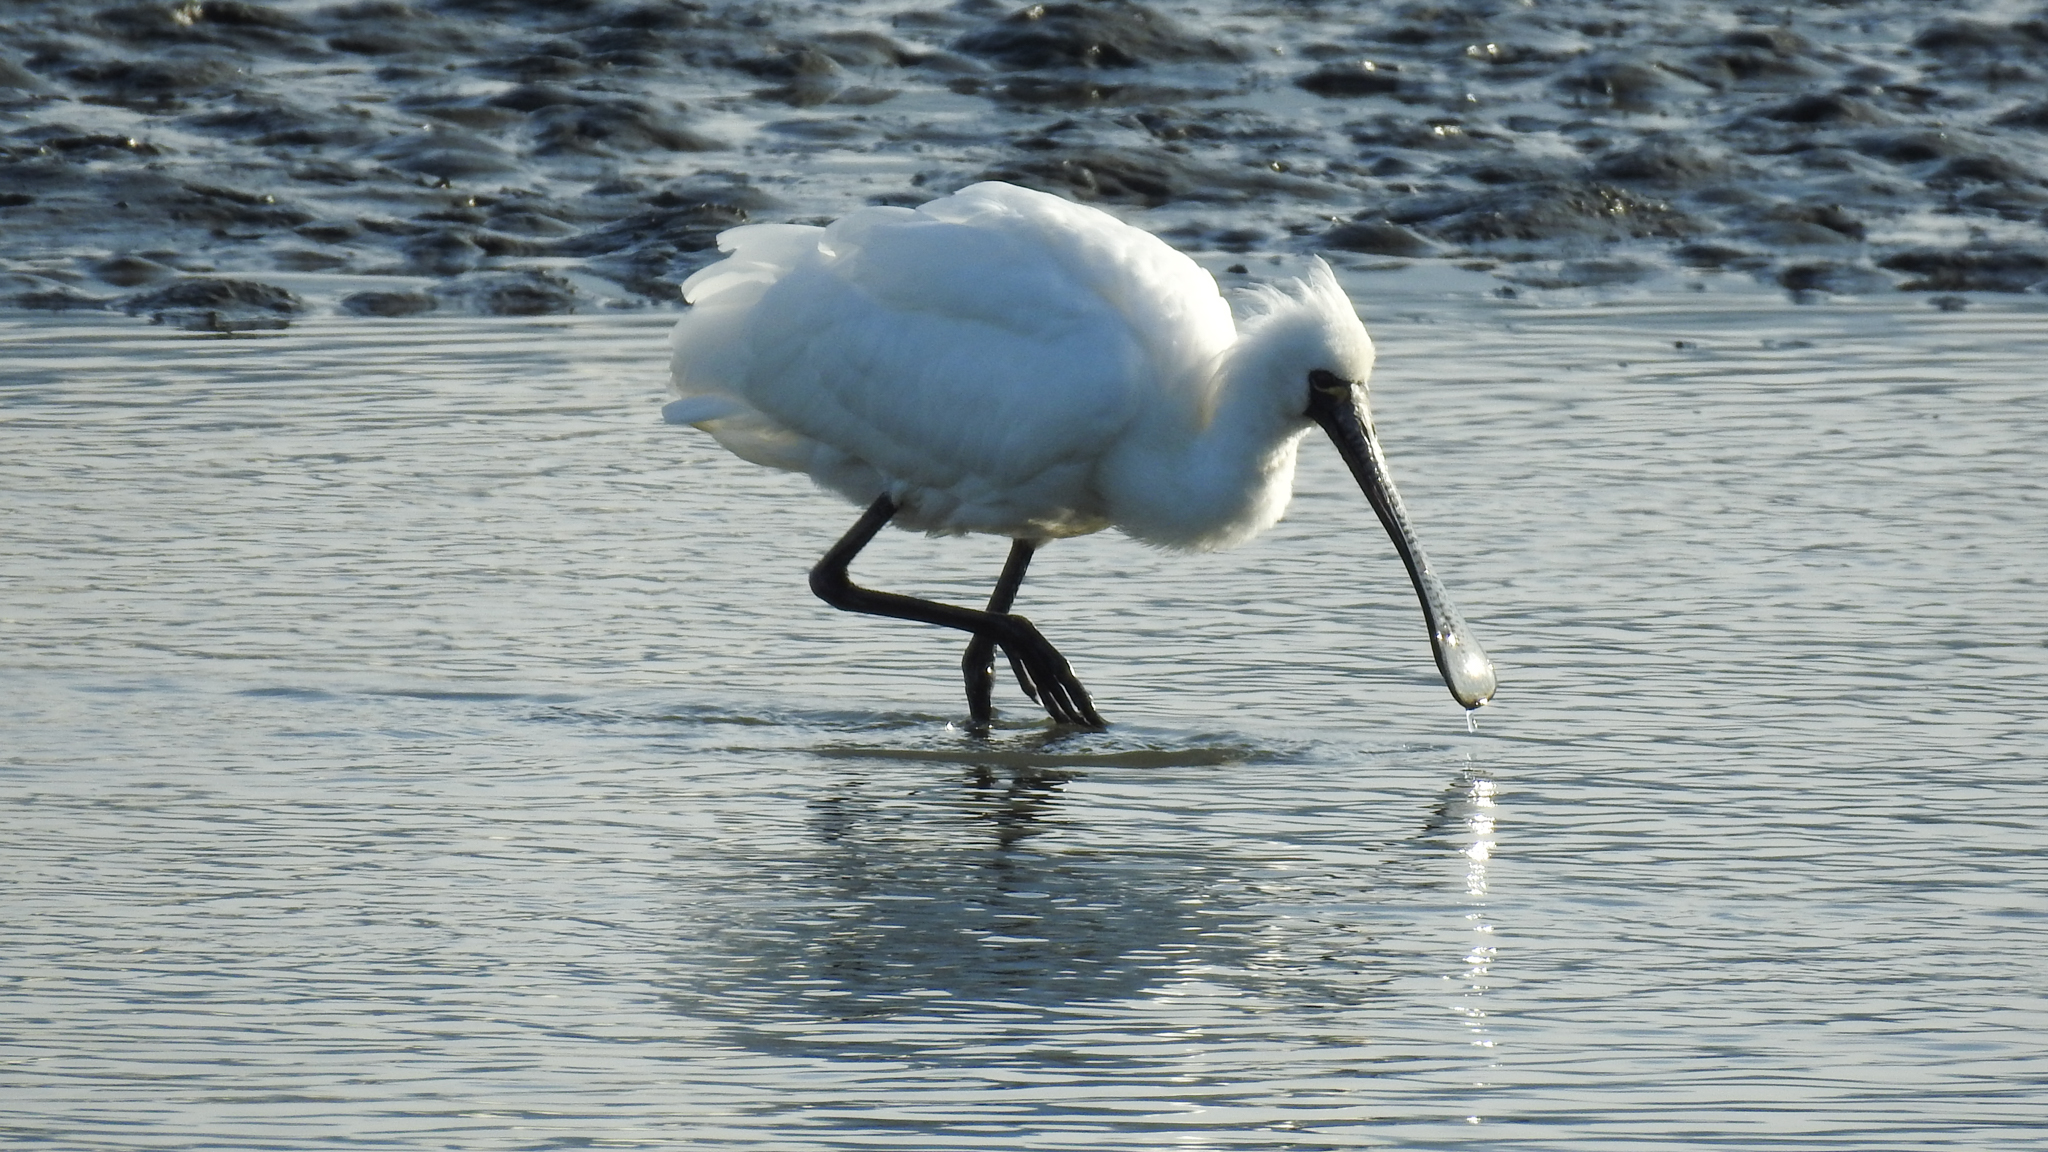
[3,294,2046,1150]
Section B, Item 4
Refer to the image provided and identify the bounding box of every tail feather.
[661,396,746,426]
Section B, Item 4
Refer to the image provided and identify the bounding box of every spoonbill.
[665,181,1494,728]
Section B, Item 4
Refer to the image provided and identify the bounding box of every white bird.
[665,181,1495,728]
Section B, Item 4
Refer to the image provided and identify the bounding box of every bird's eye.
[1308,369,1349,395]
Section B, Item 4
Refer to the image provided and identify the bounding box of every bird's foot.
[989,615,1107,730]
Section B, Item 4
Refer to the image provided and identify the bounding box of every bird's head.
[1233,258,1377,418]
[1238,259,1497,712]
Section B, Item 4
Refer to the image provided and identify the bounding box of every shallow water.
[5,290,2047,1149]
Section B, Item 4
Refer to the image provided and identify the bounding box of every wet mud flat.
[3,0,2048,328]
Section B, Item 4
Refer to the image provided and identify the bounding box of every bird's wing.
[922,183,1236,388]
[669,187,1241,530]
[675,205,1171,491]
[741,221,1148,497]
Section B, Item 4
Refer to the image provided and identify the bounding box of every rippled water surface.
[5,290,2046,1150]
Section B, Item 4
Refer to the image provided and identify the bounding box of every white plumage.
[666,181,1492,724]
[667,181,1369,550]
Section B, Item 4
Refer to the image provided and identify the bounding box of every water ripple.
[4,297,2046,1149]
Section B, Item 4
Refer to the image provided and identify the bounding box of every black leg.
[810,495,1106,729]
[963,538,1038,728]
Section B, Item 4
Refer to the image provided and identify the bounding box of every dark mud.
[4,0,2048,322]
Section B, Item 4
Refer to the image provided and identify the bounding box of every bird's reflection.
[962,762,1072,849]
[657,717,1455,1080]
[1414,763,1501,1072]
[1416,763,1499,897]
[669,756,1205,1040]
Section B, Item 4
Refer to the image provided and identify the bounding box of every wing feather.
[669,183,1235,534]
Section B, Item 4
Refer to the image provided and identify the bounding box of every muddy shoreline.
[4,0,2047,326]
